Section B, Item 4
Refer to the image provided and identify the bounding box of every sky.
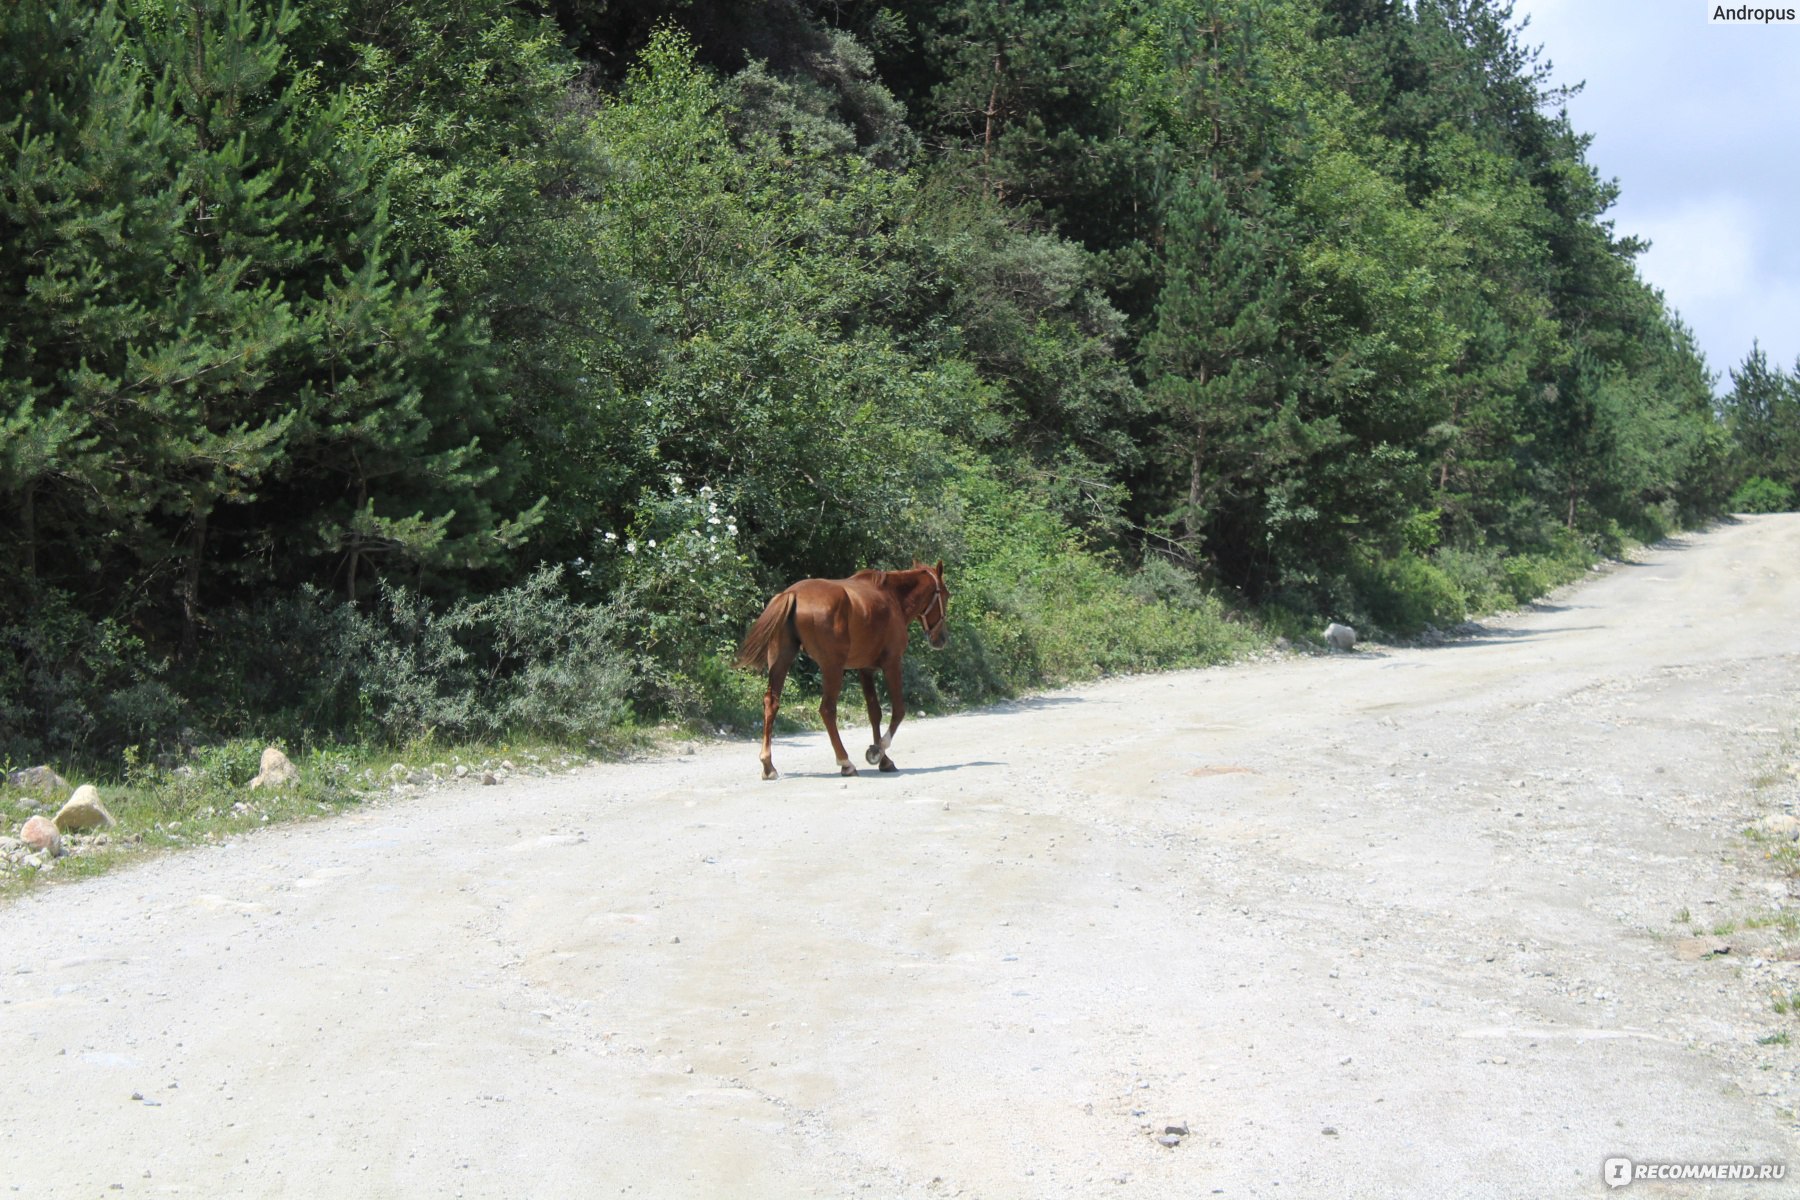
[1508,0,1800,392]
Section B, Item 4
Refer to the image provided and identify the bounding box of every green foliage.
[1721,346,1800,501]
[1350,552,1466,635]
[150,568,637,750]
[603,480,762,715]
[0,588,176,763]
[0,0,1742,765]
[911,465,1258,709]
[1143,169,1304,581]
[1731,477,1795,515]
[586,31,974,582]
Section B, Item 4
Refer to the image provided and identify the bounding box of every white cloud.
[1512,0,1800,383]
[1621,195,1800,376]
[1626,195,1758,307]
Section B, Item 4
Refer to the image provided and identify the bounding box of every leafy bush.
[1498,542,1590,605]
[198,568,636,747]
[376,571,633,744]
[1730,476,1795,514]
[1432,546,1509,615]
[0,588,176,762]
[906,467,1256,709]
[600,480,762,717]
[1349,551,1467,635]
[1429,531,1593,617]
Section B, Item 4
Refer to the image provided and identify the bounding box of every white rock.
[1756,814,1800,841]
[53,785,115,833]
[1323,622,1358,651]
[248,746,298,790]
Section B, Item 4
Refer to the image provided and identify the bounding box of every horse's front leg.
[820,667,856,776]
[861,659,904,772]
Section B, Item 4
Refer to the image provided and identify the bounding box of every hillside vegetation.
[0,0,1766,765]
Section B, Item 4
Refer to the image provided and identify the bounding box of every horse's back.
[787,574,903,667]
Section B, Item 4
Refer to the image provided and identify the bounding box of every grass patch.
[1,735,639,901]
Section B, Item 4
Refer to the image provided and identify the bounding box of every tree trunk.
[981,35,1007,198]
[181,502,208,659]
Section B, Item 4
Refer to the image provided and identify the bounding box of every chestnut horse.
[734,561,949,779]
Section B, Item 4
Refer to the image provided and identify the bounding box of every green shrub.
[1349,551,1466,635]
[449,571,638,741]
[1431,546,1508,615]
[184,739,269,789]
[602,481,762,717]
[0,588,175,762]
[1730,476,1795,514]
[199,567,637,747]
[911,468,1256,703]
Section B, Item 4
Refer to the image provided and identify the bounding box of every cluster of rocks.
[1146,1121,1190,1148]
[3,767,116,876]
[372,752,598,795]
[4,747,301,881]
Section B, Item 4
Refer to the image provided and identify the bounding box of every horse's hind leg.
[819,667,856,776]
[759,642,797,781]
[870,658,904,771]
[859,670,895,771]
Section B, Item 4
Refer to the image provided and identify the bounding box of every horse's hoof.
[865,745,883,766]
[878,756,897,773]
[761,762,779,781]
[839,762,858,777]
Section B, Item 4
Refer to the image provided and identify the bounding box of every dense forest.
[0,0,1781,764]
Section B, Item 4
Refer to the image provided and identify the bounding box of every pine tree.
[2,0,542,653]
[1142,170,1298,576]
[1724,344,1800,494]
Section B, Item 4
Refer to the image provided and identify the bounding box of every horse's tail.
[734,591,796,669]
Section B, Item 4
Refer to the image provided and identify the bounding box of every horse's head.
[914,560,949,650]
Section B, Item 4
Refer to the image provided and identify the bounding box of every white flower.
[727,523,738,536]
[603,531,617,543]
[625,539,637,554]
[708,515,721,525]
[647,538,657,548]
[671,475,684,487]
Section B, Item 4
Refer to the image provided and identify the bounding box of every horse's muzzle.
[927,627,948,650]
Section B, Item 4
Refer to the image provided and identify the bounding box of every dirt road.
[6,517,1800,1199]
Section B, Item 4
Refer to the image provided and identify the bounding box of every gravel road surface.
[6,516,1800,1199]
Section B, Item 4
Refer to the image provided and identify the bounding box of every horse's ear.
[935,559,944,576]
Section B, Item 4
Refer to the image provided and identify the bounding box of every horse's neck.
[885,567,933,616]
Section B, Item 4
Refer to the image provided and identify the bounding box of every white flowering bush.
[601,479,762,713]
